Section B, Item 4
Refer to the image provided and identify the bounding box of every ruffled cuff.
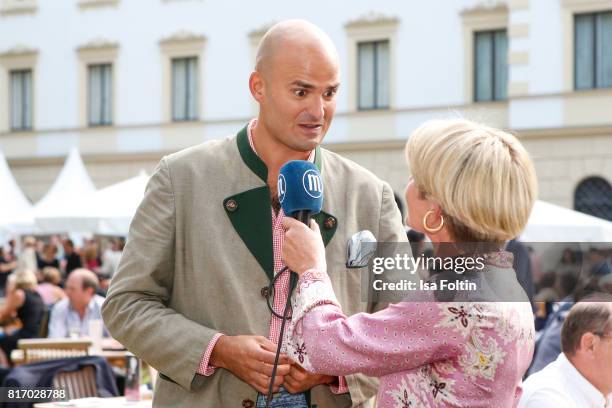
[330,376,349,394]
[284,268,341,371]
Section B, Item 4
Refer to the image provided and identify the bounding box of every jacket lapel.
[223,187,274,281]
[224,125,337,282]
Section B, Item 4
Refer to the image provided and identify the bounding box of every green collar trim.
[229,125,332,282]
[236,123,323,182]
[237,125,268,182]
[223,187,274,281]
[223,189,337,282]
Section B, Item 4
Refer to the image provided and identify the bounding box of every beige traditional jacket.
[102,125,407,407]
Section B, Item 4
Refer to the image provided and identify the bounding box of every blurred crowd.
[0,236,125,369]
[532,247,612,305]
[525,245,612,383]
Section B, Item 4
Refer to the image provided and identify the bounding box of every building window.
[88,63,112,126]
[357,40,390,110]
[9,69,32,131]
[574,176,612,221]
[474,29,508,102]
[575,11,612,90]
[0,0,37,15]
[172,57,198,121]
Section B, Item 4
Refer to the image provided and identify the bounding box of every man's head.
[250,19,340,152]
[562,295,612,395]
[65,268,99,311]
[23,236,36,248]
[63,239,75,254]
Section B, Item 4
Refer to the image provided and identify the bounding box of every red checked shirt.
[197,120,348,394]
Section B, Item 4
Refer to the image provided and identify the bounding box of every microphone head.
[278,160,323,217]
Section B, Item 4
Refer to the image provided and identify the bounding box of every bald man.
[48,268,106,338]
[102,20,406,407]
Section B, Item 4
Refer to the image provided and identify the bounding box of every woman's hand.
[281,218,326,276]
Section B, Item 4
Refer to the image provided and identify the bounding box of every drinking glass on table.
[88,319,103,351]
[68,323,80,339]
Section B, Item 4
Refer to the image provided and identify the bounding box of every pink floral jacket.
[286,255,535,407]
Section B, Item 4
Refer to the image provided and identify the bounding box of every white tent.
[33,147,97,233]
[521,200,612,242]
[73,170,149,235]
[0,150,36,240]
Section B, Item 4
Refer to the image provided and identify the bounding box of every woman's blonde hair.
[42,267,62,285]
[405,118,537,242]
[12,270,38,290]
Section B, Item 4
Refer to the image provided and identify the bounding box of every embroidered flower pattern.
[289,262,534,407]
[294,341,307,364]
[435,303,486,337]
[483,251,514,268]
[459,335,506,381]
[387,379,426,408]
[417,365,461,407]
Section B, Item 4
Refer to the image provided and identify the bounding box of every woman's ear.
[428,201,443,217]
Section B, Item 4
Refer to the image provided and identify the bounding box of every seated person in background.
[527,272,582,375]
[37,243,59,273]
[36,267,67,307]
[519,296,612,407]
[99,238,124,279]
[0,270,46,366]
[600,273,612,294]
[82,242,100,272]
[48,268,107,338]
[0,247,17,295]
[97,239,125,294]
[16,237,38,276]
[62,239,82,277]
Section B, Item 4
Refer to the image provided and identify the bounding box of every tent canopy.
[73,170,149,235]
[33,147,97,233]
[521,200,612,242]
[0,150,36,239]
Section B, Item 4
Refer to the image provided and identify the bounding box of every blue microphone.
[265,160,323,407]
[278,160,323,225]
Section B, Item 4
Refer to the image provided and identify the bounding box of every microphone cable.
[264,267,299,408]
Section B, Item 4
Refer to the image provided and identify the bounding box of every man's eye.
[293,89,306,97]
[324,89,337,98]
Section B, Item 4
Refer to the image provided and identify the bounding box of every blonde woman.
[36,267,67,306]
[282,119,538,407]
[0,270,46,365]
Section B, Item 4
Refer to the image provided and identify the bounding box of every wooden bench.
[16,338,92,364]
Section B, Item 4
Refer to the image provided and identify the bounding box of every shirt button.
[242,399,254,408]
[225,199,238,212]
[260,286,270,299]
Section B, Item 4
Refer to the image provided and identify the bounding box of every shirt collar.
[69,296,98,314]
[558,352,608,407]
[247,118,316,163]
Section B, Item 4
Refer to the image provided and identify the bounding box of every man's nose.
[306,96,325,120]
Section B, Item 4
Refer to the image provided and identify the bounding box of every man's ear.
[249,71,264,102]
[579,332,597,357]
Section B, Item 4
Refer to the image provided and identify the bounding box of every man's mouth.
[299,124,323,130]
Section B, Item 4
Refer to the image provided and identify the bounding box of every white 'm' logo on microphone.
[303,170,323,198]
[278,174,287,203]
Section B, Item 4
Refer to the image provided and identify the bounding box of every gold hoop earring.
[423,210,444,234]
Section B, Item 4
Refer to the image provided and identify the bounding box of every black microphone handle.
[266,210,312,408]
[266,210,311,407]
[292,210,312,225]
